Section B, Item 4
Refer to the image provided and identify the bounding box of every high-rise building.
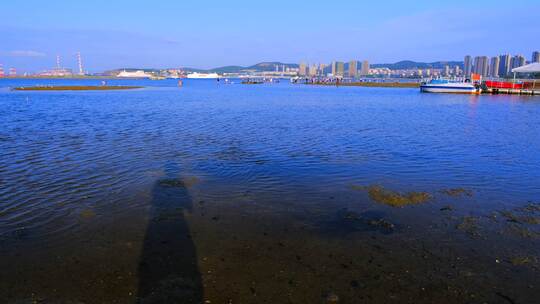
[532,51,540,63]
[498,54,511,77]
[360,60,370,76]
[464,55,473,77]
[299,62,307,76]
[319,63,327,75]
[489,56,500,78]
[332,61,344,77]
[444,65,450,77]
[309,64,318,77]
[473,56,489,77]
[511,55,526,69]
[337,62,344,77]
[348,60,358,78]
[454,66,461,76]
[0,64,4,77]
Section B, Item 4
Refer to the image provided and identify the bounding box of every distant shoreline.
[12,85,143,91]
[2,76,117,80]
[306,82,420,88]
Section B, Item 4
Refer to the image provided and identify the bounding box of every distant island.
[12,85,143,91]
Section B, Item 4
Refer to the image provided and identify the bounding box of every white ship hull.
[421,82,479,94]
[186,72,220,79]
[117,70,152,78]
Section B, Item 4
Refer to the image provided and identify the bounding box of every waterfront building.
[489,56,500,78]
[511,55,526,69]
[444,65,450,77]
[348,60,358,78]
[319,63,327,75]
[0,64,4,77]
[360,60,370,76]
[498,54,511,77]
[533,51,540,63]
[9,68,16,76]
[332,61,344,77]
[464,55,473,77]
[454,66,461,76]
[299,62,307,76]
[473,56,489,77]
[309,64,318,77]
[38,68,73,77]
[337,62,344,77]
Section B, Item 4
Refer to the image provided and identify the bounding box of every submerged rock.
[440,205,454,211]
[158,177,200,188]
[80,209,96,219]
[138,276,201,304]
[510,256,535,266]
[521,203,540,213]
[440,188,473,197]
[368,218,395,230]
[456,216,481,237]
[336,209,396,234]
[324,292,339,303]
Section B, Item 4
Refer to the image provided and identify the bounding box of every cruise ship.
[420,79,479,94]
[186,72,220,79]
[117,70,153,78]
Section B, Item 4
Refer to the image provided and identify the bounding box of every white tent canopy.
[512,62,540,73]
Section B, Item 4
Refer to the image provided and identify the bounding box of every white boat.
[149,75,166,80]
[421,79,479,94]
[186,72,220,79]
[117,70,153,78]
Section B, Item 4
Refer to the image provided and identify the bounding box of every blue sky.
[1,0,539,72]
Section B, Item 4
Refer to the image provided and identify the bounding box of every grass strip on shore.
[12,85,143,91]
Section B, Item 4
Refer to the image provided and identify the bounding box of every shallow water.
[1,78,539,303]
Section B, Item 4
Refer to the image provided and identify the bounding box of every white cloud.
[6,50,46,57]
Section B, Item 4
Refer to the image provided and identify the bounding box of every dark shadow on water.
[137,162,203,303]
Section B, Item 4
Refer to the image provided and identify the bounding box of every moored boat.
[420,79,479,94]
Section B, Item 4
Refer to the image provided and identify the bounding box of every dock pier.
[483,88,539,95]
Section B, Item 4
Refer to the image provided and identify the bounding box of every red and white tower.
[77,52,84,75]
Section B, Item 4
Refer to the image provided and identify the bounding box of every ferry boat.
[420,79,479,94]
[186,72,220,79]
[117,70,153,78]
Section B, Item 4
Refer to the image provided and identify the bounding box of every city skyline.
[2,49,539,76]
[1,0,539,72]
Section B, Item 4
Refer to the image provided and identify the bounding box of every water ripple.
[1,79,540,244]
